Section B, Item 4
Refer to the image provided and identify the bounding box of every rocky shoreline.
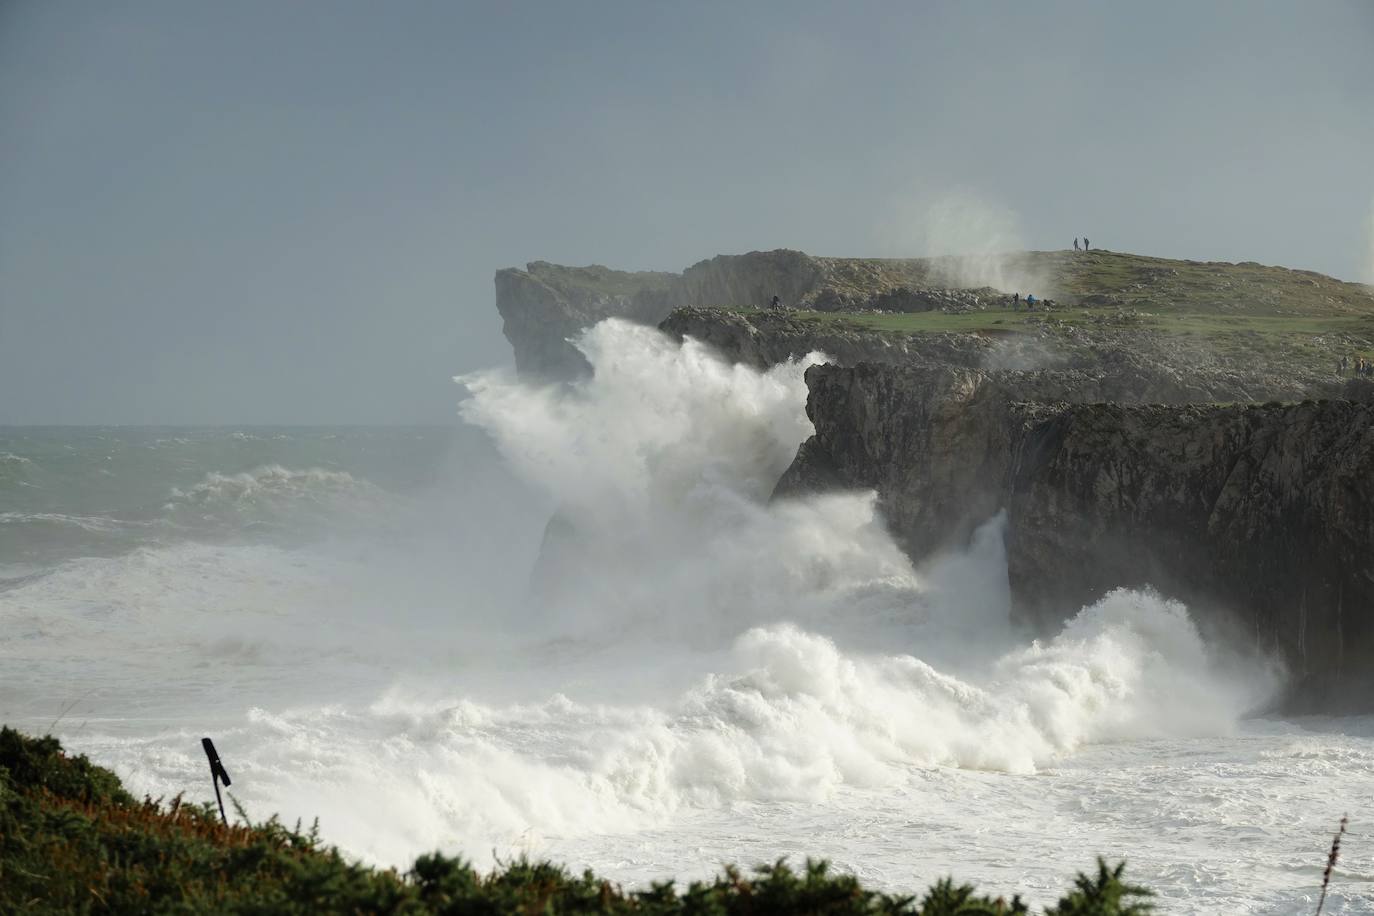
[494,249,1374,711]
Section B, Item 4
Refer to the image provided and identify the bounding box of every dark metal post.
[201,737,232,827]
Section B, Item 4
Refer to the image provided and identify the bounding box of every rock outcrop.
[778,364,1374,711]
[495,262,678,379]
[495,250,1010,379]
[494,247,1374,711]
[661,309,1351,404]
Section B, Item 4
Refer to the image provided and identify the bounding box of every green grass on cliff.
[1048,250,1373,316]
[0,726,1157,914]
[720,251,1374,370]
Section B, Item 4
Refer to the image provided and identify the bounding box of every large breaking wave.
[13,319,1286,899]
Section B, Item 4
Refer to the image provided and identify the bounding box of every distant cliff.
[494,247,1374,711]
[495,249,1008,379]
[496,248,1374,383]
[495,262,678,378]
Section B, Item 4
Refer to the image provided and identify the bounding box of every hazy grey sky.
[2,1,1371,424]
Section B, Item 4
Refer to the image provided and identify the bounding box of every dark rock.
[781,364,1374,711]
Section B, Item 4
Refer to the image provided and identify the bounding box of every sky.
[2,1,1372,424]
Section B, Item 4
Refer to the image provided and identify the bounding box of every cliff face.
[495,247,1374,710]
[494,262,677,379]
[658,308,992,372]
[779,364,1374,710]
[661,309,1356,405]
[494,251,829,380]
[498,248,1374,383]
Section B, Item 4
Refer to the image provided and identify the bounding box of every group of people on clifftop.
[1073,237,1091,251]
[1338,355,1372,378]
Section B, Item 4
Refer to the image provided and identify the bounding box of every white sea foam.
[0,511,153,534]
[161,465,391,533]
[10,319,1359,912]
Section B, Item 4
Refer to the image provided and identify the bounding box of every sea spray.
[457,320,819,518]
[457,319,918,641]
[79,589,1269,866]
[6,327,1315,910]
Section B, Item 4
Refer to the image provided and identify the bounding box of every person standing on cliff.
[1073,238,1080,251]
[770,294,781,311]
[1013,292,1020,310]
[1084,237,1091,251]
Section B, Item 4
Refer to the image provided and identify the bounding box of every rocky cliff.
[494,262,678,378]
[777,364,1374,711]
[494,247,1374,710]
[497,248,1374,384]
[495,250,1012,379]
[659,308,1365,404]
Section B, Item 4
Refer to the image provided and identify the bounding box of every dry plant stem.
[1314,814,1348,916]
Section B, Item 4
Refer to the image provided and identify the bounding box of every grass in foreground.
[0,726,1154,914]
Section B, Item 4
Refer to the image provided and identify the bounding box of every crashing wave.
[162,465,390,532]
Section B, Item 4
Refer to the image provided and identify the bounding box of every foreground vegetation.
[0,726,1155,914]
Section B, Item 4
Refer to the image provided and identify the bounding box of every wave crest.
[162,465,389,531]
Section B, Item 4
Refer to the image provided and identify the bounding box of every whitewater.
[2,320,1371,913]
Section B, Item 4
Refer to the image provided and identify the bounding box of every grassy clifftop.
[0,726,1156,914]
[498,248,1374,385]
[513,249,1373,317]
[972,249,1371,317]
[699,252,1374,389]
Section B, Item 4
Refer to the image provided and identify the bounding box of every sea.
[2,319,1370,913]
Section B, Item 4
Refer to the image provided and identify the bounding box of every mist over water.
[2,322,1369,912]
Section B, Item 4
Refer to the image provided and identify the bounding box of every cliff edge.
[775,364,1374,710]
[493,247,1374,710]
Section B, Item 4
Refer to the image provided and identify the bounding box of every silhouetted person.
[1084,237,1090,251]
[1013,292,1020,309]
[770,295,781,310]
[1073,238,1080,251]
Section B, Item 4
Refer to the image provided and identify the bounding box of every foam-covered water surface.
[3,322,1370,914]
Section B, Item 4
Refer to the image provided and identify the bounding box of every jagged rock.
[498,250,1019,379]
[492,247,1374,712]
[779,364,1374,711]
[494,262,677,379]
[660,309,1346,405]
[658,308,993,372]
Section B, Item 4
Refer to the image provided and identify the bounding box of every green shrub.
[0,726,1152,914]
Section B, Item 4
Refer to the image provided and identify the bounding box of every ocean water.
[2,320,1371,914]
